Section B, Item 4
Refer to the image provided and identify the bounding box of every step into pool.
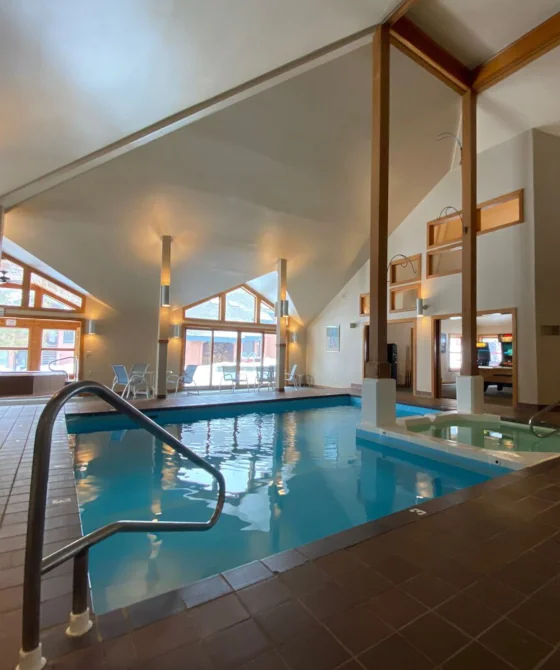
[68,397,508,614]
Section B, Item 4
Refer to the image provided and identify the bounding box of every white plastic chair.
[219,365,249,392]
[286,364,300,389]
[167,365,199,395]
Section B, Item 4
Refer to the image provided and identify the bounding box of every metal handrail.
[48,355,79,382]
[20,381,226,667]
[529,400,560,439]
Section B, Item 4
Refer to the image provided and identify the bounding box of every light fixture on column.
[289,330,298,343]
[160,285,170,307]
[416,298,428,318]
[171,324,181,338]
[85,319,96,334]
[277,299,289,319]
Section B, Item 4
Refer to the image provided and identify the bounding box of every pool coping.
[5,393,560,669]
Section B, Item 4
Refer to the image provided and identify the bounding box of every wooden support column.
[155,235,172,398]
[461,90,478,377]
[275,258,287,391]
[365,24,391,380]
[0,205,4,261]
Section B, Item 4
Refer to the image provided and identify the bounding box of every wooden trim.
[389,282,421,314]
[426,243,462,279]
[387,317,417,393]
[427,189,524,251]
[389,17,471,94]
[473,12,560,92]
[461,90,478,377]
[384,0,422,26]
[430,307,518,408]
[389,253,422,286]
[183,283,275,326]
[366,24,391,380]
[359,293,370,317]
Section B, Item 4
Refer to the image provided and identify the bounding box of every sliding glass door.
[183,327,276,389]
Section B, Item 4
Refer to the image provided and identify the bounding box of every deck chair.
[286,364,300,390]
[167,364,199,395]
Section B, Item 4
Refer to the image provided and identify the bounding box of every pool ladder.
[529,400,560,440]
[16,381,226,670]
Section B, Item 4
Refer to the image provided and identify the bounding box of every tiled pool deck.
[2,389,560,669]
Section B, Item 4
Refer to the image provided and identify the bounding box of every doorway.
[433,310,517,407]
[363,319,416,393]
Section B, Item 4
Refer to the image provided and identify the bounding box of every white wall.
[533,130,560,405]
[307,131,538,403]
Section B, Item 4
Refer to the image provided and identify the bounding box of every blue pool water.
[69,398,507,614]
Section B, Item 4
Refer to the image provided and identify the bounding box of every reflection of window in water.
[449,426,459,440]
[485,430,503,440]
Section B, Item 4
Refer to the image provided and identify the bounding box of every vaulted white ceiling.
[0,0,400,196]
[4,45,459,324]
[408,0,559,67]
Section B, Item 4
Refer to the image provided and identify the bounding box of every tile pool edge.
[357,418,560,471]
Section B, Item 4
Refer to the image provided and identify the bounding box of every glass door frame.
[182,324,276,390]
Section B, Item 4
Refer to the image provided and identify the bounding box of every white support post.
[276,259,287,392]
[155,236,171,399]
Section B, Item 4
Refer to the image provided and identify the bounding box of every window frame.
[183,284,277,328]
[448,334,462,372]
[0,254,85,313]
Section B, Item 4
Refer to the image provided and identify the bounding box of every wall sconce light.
[85,319,96,335]
[289,330,298,343]
[160,285,170,307]
[171,324,181,338]
[416,298,428,318]
[277,299,290,319]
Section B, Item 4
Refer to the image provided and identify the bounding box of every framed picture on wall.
[440,333,447,354]
[326,325,340,352]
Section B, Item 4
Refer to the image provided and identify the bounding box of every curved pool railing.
[18,381,226,670]
[529,400,560,440]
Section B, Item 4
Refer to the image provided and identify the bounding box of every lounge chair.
[167,364,199,395]
[219,364,249,391]
[110,363,151,398]
[286,364,300,390]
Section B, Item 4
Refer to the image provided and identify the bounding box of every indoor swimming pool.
[68,397,508,613]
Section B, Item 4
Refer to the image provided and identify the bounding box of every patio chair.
[256,365,276,391]
[219,364,249,392]
[111,363,151,399]
[167,364,199,395]
[111,364,130,395]
[286,364,300,390]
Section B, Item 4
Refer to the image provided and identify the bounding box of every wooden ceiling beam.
[384,0,423,26]
[473,12,560,92]
[390,17,472,94]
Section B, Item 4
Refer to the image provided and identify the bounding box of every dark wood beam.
[385,0,422,26]
[366,24,391,380]
[473,12,560,92]
[390,17,472,94]
[461,90,478,377]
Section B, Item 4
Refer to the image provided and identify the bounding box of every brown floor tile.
[539,650,560,669]
[465,577,524,615]
[180,574,233,608]
[256,599,320,645]
[280,562,330,597]
[126,590,185,630]
[480,619,553,670]
[101,635,138,669]
[240,649,287,670]
[315,550,363,578]
[437,593,501,637]
[223,561,273,591]
[299,582,357,621]
[358,633,435,670]
[534,485,560,503]
[44,644,104,669]
[140,640,214,670]
[369,586,426,630]
[279,627,350,670]
[333,565,392,602]
[442,643,514,670]
[495,550,559,596]
[402,573,457,608]
[401,612,470,665]
[95,608,131,642]
[237,578,291,615]
[0,585,23,613]
[190,593,249,638]
[512,496,556,521]
[261,549,307,575]
[509,592,560,645]
[324,600,392,655]
[203,619,270,670]
[131,611,198,661]
[429,556,481,589]
[362,553,420,585]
